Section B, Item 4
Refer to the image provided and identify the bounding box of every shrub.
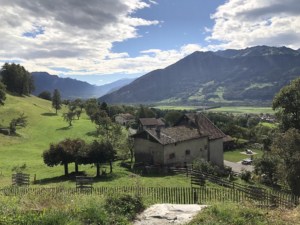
[105,194,144,220]
[240,170,251,182]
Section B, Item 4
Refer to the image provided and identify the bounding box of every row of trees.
[254,78,300,195]
[0,63,34,95]
[43,138,116,177]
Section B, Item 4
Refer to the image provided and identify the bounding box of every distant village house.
[138,118,165,131]
[115,113,135,126]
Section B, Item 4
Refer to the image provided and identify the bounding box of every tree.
[52,89,62,114]
[273,78,300,131]
[0,81,6,105]
[38,91,52,101]
[84,98,99,119]
[0,63,34,95]
[9,113,27,134]
[43,143,73,176]
[271,128,300,195]
[164,111,182,126]
[63,111,76,126]
[254,154,279,185]
[86,140,107,177]
[60,138,86,173]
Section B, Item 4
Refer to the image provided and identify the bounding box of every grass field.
[153,105,274,114]
[0,94,191,188]
[208,106,274,114]
[224,149,263,162]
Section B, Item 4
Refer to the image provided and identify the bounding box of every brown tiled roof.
[118,113,135,120]
[145,126,207,145]
[184,113,226,140]
[139,118,165,126]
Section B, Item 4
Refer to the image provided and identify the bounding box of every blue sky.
[1,0,300,85]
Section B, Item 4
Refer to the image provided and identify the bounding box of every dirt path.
[224,160,254,173]
[133,204,207,225]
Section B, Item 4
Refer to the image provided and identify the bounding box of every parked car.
[242,158,253,165]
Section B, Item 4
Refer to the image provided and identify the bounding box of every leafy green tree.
[273,78,300,131]
[136,105,155,118]
[164,111,182,126]
[60,138,86,173]
[271,128,300,195]
[84,98,99,119]
[254,154,279,185]
[0,63,34,95]
[9,113,27,134]
[0,81,6,105]
[63,111,76,126]
[43,143,73,176]
[52,89,62,114]
[38,91,52,101]
[86,140,106,177]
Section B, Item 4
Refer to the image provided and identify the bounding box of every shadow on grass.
[85,131,98,137]
[56,126,72,131]
[41,112,57,116]
[36,171,120,185]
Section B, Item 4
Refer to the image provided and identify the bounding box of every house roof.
[116,113,135,120]
[142,125,207,145]
[180,113,226,140]
[139,118,165,126]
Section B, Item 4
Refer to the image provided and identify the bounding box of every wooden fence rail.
[0,186,298,208]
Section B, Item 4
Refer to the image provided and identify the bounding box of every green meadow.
[0,95,190,188]
[154,105,274,114]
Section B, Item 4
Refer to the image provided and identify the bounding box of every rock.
[134,204,207,225]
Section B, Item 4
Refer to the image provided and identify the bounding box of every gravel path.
[224,160,254,173]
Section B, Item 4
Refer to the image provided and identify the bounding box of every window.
[185,149,190,155]
[169,153,175,159]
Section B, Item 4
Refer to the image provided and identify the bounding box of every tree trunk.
[75,163,79,173]
[109,161,113,173]
[56,108,58,115]
[96,163,100,177]
[64,163,69,176]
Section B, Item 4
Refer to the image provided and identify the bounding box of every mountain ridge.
[32,72,134,99]
[100,46,300,105]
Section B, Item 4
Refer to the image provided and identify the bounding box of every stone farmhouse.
[133,113,226,167]
[115,113,135,126]
[138,118,165,131]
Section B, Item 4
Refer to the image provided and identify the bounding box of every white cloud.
[207,0,300,49]
[0,0,161,75]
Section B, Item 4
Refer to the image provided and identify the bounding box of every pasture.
[0,95,191,188]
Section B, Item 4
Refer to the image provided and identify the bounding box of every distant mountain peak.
[100,45,300,105]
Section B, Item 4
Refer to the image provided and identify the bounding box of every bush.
[240,170,251,182]
[105,194,144,220]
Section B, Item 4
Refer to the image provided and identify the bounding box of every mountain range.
[32,72,134,99]
[100,46,300,105]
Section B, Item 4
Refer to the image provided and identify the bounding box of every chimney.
[155,126,161,139]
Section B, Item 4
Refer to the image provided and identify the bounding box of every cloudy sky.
[1,0,300,85]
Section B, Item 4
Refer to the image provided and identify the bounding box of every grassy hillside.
[0,94,190,187]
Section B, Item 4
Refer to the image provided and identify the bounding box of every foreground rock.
[134,204,207,225]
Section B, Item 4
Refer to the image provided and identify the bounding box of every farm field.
[153,105,274,114]
[207,106,274,114]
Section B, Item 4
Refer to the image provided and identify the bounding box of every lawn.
[224,148,263,163]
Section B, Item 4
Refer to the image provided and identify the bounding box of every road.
[224,160,254,173]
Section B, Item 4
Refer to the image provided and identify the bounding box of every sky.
[1,0,300,85]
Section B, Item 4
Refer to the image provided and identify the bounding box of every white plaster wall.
[134,138,164,164]
[163,138,208,166]
[209,138,224,166]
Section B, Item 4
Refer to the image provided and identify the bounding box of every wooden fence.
[0,186,298,208]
